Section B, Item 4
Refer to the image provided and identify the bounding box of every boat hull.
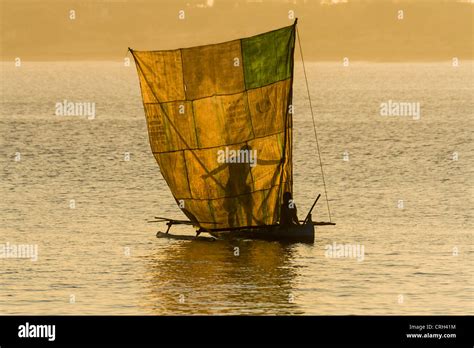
[209,223,315,244]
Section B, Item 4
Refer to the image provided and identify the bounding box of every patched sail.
[130,22,296,230]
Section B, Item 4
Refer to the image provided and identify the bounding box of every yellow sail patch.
[182,40,245,100]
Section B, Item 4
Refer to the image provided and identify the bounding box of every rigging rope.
[296,26,332,222]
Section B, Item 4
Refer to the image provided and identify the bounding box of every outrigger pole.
[303,194,321,224]
[301,194,336,226]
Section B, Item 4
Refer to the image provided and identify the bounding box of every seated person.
[280,192,300,226]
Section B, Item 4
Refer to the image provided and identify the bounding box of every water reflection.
[143,238,304,315]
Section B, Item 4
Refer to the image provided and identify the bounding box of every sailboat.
[129,19,334,243]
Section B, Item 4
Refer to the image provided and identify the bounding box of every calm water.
[0,61,472,315]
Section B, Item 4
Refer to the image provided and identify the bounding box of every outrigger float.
[131,19,334,244]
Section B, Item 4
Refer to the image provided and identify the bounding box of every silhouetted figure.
[280,192,300,227]
[202,145,253,227]
[202,144,280,228]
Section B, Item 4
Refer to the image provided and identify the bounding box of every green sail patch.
[242,25,295,90]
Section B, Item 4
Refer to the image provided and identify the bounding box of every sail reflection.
[143,239,304,315]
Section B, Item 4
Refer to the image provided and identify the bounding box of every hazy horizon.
[1,0,472,62]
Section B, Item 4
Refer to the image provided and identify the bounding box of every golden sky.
[1,0,472,60]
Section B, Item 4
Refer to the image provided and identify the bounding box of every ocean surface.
[0,61,472,315]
